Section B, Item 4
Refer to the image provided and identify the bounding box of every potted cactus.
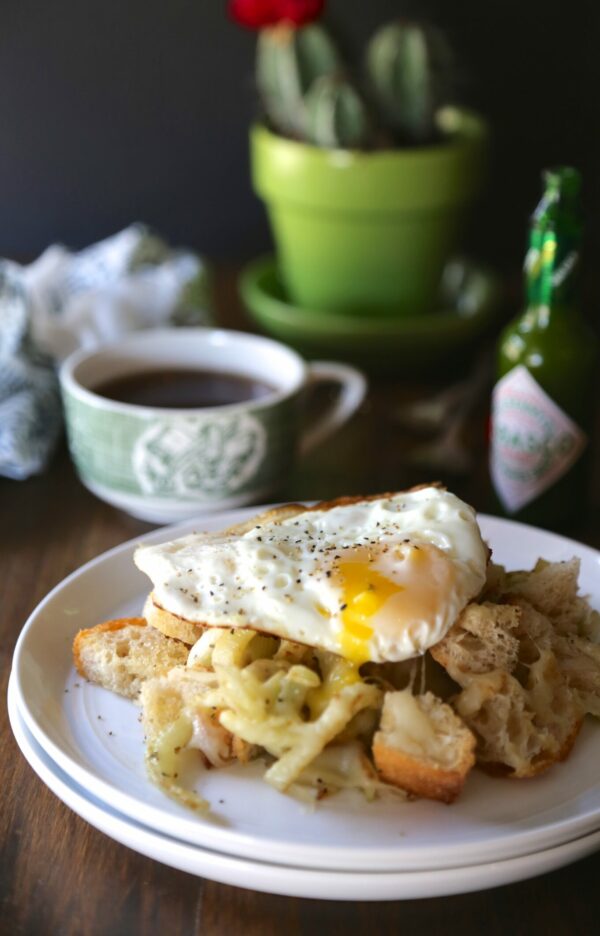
[231,1,487,318]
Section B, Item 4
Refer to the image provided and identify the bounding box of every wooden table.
[2,269,599,935]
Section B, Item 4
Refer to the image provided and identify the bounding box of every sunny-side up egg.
[134,488,489,665]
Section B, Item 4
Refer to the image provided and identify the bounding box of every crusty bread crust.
[479,717,583,778]
[373,741,475,803]
[73,617,147,676]
[73,617,189,700]
[144,594,205,646]
[302,484,446,515]
[372,691,476,804]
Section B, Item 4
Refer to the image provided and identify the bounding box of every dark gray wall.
[0,1,597,270]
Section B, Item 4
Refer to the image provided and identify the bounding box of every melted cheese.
[380,690,438,758]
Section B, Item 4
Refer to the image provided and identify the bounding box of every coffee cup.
[59,327,366,523]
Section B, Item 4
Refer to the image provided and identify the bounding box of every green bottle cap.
[542,166,581,202]
[525,167,582,308]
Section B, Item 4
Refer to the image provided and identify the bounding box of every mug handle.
[298,361,367,457]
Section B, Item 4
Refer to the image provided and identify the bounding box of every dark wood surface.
[1,268,599,935]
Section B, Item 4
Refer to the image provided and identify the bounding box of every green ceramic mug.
[59,328,366,524]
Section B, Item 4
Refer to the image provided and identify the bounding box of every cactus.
[254,17,455,150]
[256,22,341,138]
[365,21,453,145]
[304,75,371,149]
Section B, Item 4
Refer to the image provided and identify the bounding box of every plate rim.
[8,675,600,902]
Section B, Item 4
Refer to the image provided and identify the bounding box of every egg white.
[134,488,488,664]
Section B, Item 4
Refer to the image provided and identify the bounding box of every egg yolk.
[334,544,455,664]
[335,563,398,663]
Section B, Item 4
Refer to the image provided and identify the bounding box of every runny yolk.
[336,560,401,664]
[333,545,454,664]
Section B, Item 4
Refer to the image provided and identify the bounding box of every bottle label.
[490,365,587,514]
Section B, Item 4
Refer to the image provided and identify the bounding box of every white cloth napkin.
[0,225,212,479]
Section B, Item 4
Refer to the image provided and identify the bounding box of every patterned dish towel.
[0,225,211,479]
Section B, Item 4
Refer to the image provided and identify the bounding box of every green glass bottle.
[489,167,598,530]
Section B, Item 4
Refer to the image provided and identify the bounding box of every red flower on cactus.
[228,0,325,30]
[276,1,325,26]
[228,0,278,29]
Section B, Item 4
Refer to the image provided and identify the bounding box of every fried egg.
[134,488,488,664]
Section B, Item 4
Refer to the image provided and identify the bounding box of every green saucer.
[240,256,502,373]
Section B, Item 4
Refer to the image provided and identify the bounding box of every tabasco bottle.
[489,166,598,530]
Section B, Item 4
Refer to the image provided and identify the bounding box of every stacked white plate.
[10,508,600,901]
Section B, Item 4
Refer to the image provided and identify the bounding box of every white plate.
[8,677,600,901]
[11,507,600,872]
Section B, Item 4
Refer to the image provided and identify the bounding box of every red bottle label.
[490,366,587,513]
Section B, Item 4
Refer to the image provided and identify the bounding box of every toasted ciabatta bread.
[552,632,600,717]
[430,556,600,777]
[143,594,205,646]
[73,618,189,700]
[372,690,476,803]
[430,601,522,681]
[497,560,600,719]
[452,654,582,777]
[484,557,600,638]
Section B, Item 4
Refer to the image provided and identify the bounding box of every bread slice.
[453,651,582,777]
[429,549,600,777]
[372,690,476,803]
[73,617,189,700]
[509,597,554,662]
[143,593,205,646]
[430,602,521,685]
[497,558,593,636]
[552,633,600,717]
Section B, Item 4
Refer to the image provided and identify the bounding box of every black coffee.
[94,369,275,408]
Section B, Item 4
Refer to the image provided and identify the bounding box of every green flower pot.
[250,108,488,318]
